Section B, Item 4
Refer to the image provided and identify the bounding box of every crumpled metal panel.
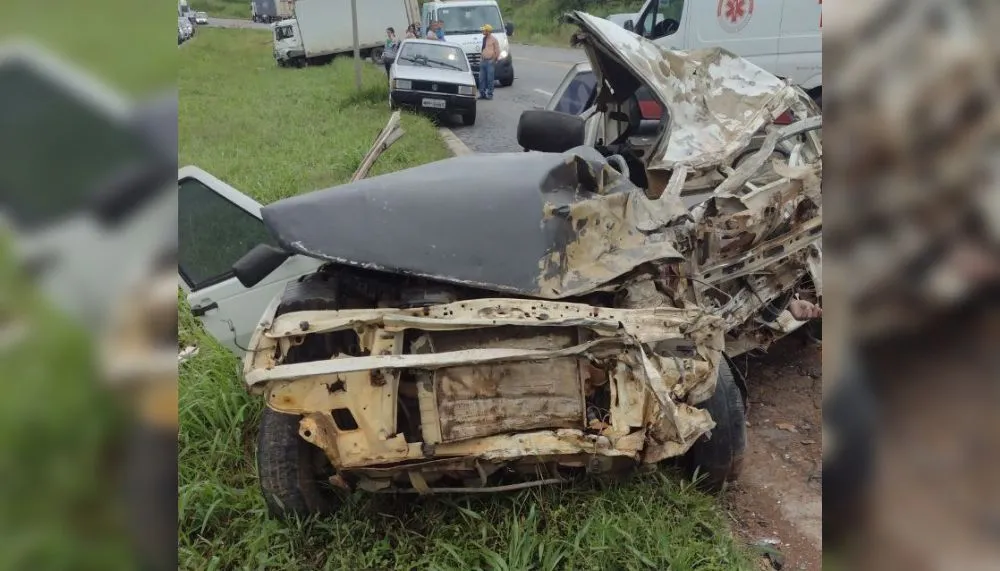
[262,146,687,299]
[566,12,802,172]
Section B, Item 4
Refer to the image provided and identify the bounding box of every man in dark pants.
[478,24,499,100]
[382,27,399,79]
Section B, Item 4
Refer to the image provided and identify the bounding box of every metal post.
[351,0,362,90]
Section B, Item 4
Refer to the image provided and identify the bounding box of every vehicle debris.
[351,110,405,182]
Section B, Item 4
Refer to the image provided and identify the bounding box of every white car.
[195,11,208,25]
[389,39,477,126]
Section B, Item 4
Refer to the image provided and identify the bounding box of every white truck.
[609,0,822,102]
[273,0,419,67]
[251,0,294,24]
[420,0,515,87]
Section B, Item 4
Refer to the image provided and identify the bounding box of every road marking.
[534,88,553,97]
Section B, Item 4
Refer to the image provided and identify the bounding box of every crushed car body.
[225,10,821,508]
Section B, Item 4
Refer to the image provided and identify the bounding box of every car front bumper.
[391,89,476,114]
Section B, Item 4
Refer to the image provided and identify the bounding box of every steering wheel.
[653,18,679,37]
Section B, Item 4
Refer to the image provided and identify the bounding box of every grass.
[191,0,650,48]
[179,26,754,570]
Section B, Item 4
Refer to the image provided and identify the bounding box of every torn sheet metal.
[566,11,804,172]
[248,296,726,476]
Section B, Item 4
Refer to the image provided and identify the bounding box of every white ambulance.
[611,0,822,103]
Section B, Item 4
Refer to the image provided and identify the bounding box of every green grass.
[190,0,654,48]
[191,0,248,20]
[179,26,753,570]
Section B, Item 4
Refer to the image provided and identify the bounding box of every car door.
[178,166,323,355]
[545,61,596,115]
[543,62,605,146]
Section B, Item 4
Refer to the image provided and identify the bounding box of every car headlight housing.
[394,79,412,90]
[458,85,474,96]
[500,50,508,59]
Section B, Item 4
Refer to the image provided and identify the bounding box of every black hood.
[261,147,686,299]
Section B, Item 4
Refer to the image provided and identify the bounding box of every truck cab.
[420,0,515,87]
[272,19,305,67]
[612,0,821,98]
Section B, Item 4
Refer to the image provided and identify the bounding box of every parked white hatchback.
[389,39,477,125]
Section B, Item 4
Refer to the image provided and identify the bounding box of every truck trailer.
[272,0,418,67]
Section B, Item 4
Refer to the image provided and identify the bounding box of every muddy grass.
[727,334,824,570]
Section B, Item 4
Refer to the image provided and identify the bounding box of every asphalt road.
[204,18,582,153]
[451,43,582,153]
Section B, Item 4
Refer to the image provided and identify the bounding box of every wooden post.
[351,0,362,90]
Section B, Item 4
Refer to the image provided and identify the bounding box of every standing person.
[426,20,438,39]
[435,20,446,41]
[382,27,400,78]
[404,23,417,39]
[479,24,500,100]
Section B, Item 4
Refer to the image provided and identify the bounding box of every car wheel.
[499,75,513,87]
[462,107,477,126]
[257,408,341,519]
[257,277,344,519]
[683,356,747,492]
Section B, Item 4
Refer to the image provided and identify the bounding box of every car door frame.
[544,61,605,148]
[178,165,323,354]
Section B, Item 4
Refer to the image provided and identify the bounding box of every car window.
[638,0,685,39]
[554,71,597,116]
[397,42,469,72]
[178,177,275,290]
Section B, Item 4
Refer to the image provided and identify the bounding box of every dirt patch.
[726,333,823,570]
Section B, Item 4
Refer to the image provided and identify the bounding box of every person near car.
[382,27,400,77]
[435,20,446,41]
[426,21,439,39]
[404,23,417,39]
[479,24,500,100]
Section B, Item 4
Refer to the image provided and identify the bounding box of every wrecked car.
[178,11,821,518]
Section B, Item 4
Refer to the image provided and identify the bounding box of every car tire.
[257,407,340,519]
[257,276,342,519]
[683,356,747,492]
[462,107,477,126]
[499,75,513,87]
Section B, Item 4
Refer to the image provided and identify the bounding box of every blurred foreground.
[0,1,176,569]
[825,0,1000,568]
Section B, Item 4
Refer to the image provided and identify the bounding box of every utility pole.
[351,0,362,90]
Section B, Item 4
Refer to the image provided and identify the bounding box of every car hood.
[566,11,802,171]
[394,65,475,86]
[261,147,688,299]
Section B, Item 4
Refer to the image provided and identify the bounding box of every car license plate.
[421,98,446,109]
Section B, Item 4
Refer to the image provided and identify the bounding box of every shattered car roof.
[567,11,801,171]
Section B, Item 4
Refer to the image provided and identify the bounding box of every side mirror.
[233,243,292,288]
[623,19,634,31]
[517,109,586,153]
[505,22,514,36]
